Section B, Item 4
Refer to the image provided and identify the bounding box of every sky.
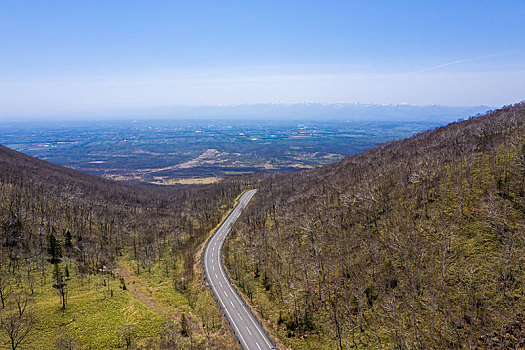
[0,0,524,118]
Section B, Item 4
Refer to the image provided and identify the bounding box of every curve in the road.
[203,189,277,350]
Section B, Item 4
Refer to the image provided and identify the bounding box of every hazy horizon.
[0,102,495,123]
[0,1,524,119]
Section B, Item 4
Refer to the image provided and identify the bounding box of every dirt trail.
[117,260,178,319]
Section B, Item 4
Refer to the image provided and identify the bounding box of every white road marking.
[204,190,275,350]
[219,263,274,349]
[222,298,249,349]
[204,248,249,349]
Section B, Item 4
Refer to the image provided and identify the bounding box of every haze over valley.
[0,103,489,185]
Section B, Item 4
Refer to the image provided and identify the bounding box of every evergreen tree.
[46,233,62,265]
[64,230,72,248]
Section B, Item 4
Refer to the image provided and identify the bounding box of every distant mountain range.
[18,103,494,123]
[145,103,493,122]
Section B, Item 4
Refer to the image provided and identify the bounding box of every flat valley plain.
[0,119,444,185]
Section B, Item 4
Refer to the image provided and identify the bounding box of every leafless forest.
[0,144,254,348]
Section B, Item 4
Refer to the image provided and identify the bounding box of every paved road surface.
[203,189,277,350]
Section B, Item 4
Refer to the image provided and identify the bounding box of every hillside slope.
[225,103,525,349]
[0,144,157,205]
[0,145,246,348]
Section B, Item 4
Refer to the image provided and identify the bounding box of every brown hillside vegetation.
[225,103,525,349]
[0,145,248,348]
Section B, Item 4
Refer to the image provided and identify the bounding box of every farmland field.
[0,119,443,184]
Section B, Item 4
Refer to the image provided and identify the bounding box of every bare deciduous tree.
[0,308,33,350]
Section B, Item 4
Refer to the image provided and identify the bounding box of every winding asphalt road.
[203,189,277,350]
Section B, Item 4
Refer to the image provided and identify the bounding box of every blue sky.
[0,0,524,117]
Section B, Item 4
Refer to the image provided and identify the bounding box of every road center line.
[203,190,275,350]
